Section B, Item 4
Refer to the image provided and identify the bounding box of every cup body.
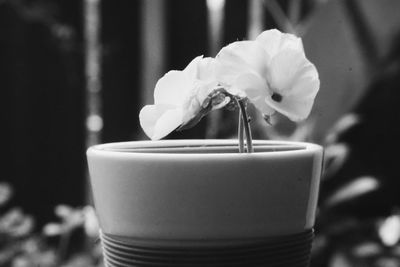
[87,139,323,241]
[87,139,323,266]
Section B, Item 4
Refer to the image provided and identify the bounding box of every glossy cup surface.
[87,139,323,241]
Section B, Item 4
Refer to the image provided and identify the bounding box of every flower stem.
[238,110,244,153]
[237,98,254,153]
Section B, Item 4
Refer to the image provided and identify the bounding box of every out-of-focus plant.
[310,23,400,265]
[256,1,400,266]
[304,109,400,267]
[0,182,103,267]
[42,204,102,267]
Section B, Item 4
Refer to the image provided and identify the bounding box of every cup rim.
[87,139,322,159]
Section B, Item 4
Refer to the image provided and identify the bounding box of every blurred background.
[1,0,400,266]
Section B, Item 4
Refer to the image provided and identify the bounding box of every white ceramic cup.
[87,139,323,245]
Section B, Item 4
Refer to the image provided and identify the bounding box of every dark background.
[1,0,400,266]
[0,0,252,224]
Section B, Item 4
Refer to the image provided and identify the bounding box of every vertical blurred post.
[206,0,225,56]
[205,0,225,138]
[248,0,264,39]
[84,0,102,148]
[140,0,166,110]
[84,0,101,208]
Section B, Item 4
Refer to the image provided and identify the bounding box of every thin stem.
[237,98,254,153]
[238,110,244,153]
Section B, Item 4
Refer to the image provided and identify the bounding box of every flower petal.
[191,80,219,109]
[265,94,315,121]
[184,56,216,81]
[264,49,319,121]
[154,70,193,106]
[139,104,183,140]
[183,55,203,79]
[268,49,318,97]
[265,74,319,121]
[152,108,184,140]
[216,41,269,86]
[256,29,304,57]
[232,72,275,116]
[288,68,320,100]
[196,57,217,81]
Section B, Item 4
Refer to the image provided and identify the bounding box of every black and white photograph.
[1,0,400,266]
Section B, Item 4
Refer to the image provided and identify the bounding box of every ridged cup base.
[100,229,314,267]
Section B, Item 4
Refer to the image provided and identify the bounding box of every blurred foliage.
[310,26,400,266]
[312,116,400,267]
[251,1,400,266]
[0,183,103,267]
[1,0,400,266]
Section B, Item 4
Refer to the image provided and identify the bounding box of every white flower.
[139,56,218,140]
[216,29,319,121]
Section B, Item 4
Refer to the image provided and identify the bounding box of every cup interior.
[96,140,307,154]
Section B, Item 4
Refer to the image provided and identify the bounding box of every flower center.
[271,92,283,102]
